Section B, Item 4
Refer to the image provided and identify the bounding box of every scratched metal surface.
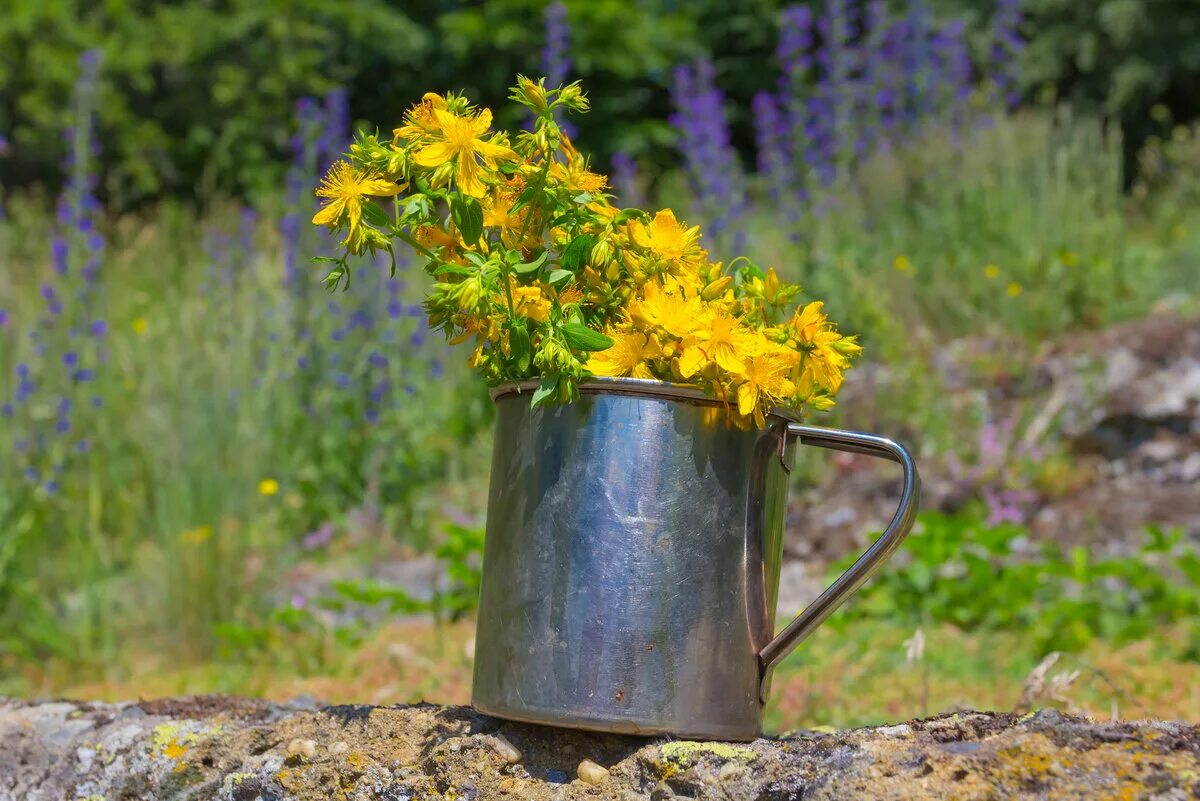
[472,383,792,740]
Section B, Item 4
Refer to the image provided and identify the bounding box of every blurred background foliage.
[2,0,1199,207]
[2,0,1200,730]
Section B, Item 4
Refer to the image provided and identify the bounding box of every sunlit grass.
[16,617,1199,733]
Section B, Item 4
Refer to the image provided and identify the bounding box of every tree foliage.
[1,0,1198,206]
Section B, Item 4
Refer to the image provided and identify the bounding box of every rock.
[489,733,523,764]
[287,737,317,759]
[2,697,1199,800]
[577,758,609,785]
[649,779,676,800]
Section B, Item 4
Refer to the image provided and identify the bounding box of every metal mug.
[472,377,920,740]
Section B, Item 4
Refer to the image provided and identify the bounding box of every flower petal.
[359,178,406,197]
[473,138,518,164]
[472,107,493,135]
[455,154,486,198]
[346,198,362,234]
[737,382,758,417]
[311,200,344,227]
[413,141,457,167]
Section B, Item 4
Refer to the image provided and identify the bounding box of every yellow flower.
[392,92,449,142]
[893,255,913,273]
[312,161,404,236]
[629,209,704,268]
[787,301,827,344]
[688,310,754,373]
[735,340,798,422]
[629,280,704,340]
[984,264,1000,279]
[1007,281,1023,297]
[549,158,608,194]
[179,525,213,545]
[512,284,551,322]
[258,478,280,497]
[586,332,660,379]
[802,330,854,393]
[411,108,517,198]
[131,317,149,335]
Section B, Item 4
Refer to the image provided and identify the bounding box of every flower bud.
[701,275,732,301]
[589,238,612,268]
[458,276,482,311]
[558,83,588,112]
[517,76,548,113]
[764,267,781,303]
[430,162,455,190]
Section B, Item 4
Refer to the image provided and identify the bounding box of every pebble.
[576,758,609,785]
[650,779,676,800]
[490,734,523,764]
[286,738,317,759]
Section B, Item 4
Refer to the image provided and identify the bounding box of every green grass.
[13,616,1200,732]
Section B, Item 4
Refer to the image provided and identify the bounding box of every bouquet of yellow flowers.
[311,77,860,427]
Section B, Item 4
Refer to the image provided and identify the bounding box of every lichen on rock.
[1,697,1198,800]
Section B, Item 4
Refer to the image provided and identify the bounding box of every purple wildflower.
[541,2,572,87]
[991,0,1024,109]
[610,152,645,208]
[669,60,748,245]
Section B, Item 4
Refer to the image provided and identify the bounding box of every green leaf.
[561,234,597,272]
[322,269,344,291]
[561,323,614,352]
[361,199,391,227]
[572,192,593,204]
[547,269,573,287]
[531,375,559,408]
[513,251,548,276]
[451,195,484,244]
[612,208,648,225]
[464,251,489,268]
[433,263,474,277]
[508,323,532,374]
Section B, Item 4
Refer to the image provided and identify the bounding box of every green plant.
[831,511,1200,655]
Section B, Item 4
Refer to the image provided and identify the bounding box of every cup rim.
[489,377,803,422]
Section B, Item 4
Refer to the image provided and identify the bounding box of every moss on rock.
[0,698,1197,800]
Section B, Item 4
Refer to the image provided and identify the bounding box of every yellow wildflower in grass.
[1007,282,1023,297]
[984,264,1000,279]
[312,161,404,236]
[893,255,913,273]
[586,332,660,379]
[131,317,149,335]
[410,108,517,198]
[258,478,279,497]
[178,525,213,545]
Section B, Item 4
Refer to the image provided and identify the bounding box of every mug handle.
[757,423,921,677]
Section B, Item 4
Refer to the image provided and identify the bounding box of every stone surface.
[3,697,1199,800]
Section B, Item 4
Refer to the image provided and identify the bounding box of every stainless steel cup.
[472,377,919,740]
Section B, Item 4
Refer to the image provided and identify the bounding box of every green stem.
[394,229,438,262]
